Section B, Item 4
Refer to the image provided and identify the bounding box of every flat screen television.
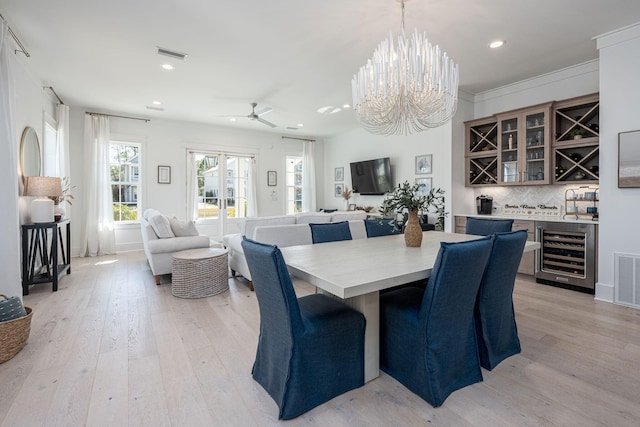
[350,157,393,195]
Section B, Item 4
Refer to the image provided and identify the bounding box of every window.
[110,142,141,221]
[286,156,303,214]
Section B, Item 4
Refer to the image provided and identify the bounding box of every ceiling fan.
[216,102,277,128]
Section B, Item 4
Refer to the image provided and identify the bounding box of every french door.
[193,152,254,238]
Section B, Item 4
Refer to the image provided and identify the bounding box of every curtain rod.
[187,149,255,159]
[85,111,150,123]
[281,136,316,142]
[44,86,64,105]
[0,14,30,57]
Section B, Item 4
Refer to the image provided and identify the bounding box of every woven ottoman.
[172,247,229,298]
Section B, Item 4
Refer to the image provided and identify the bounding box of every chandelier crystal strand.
[352,2,459,136]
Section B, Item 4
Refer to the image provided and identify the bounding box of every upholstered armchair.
[465,217,513,235]
[475,230,528,370]
[380,237,493,407]
[241,237,366,419]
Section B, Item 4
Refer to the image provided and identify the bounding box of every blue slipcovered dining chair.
[380,236,493,407]
[475,230,528,370]
[364,218,402,237]
[465,217,513,236]
[309,221,352,243]
[241,237,366,419]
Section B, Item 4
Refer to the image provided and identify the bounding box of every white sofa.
[140,209,214,285]
[225,211,368,288]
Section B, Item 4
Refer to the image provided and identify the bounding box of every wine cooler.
[535,221,597,293]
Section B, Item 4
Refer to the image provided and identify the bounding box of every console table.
[21,220,71,295]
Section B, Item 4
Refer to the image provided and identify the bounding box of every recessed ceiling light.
[153,101,162,105]
[489,40,506,49]
[317,106,341,114]
[162,64,174,70]
[229,118,236,122]
[297,123,304,127]
[342,103,351,109]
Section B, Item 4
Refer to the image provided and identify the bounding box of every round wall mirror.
[19,126,41,177]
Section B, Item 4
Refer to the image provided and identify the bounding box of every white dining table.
[280,231,540,382]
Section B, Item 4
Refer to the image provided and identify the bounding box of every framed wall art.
[267,170,277,186]
[415,177,432,196]
[158,165,171,184]
[619,130,640,188]
[335,166,344,181]
[415,154,432,174]
[334,183,344,197]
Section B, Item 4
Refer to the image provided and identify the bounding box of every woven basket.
[0,306,33,364]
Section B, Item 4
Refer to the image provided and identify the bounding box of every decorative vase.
[404,210,422,247]
[54,204,65,221]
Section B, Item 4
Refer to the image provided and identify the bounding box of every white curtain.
[302,140,317,212]
[0,18,22,298]
[80,114,115,256]
[186,151,197,221]
[55,104,70,178]
[55,104,71,218]
[247,157,258,216]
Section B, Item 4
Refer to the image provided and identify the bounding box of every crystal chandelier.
[351,0,459,135]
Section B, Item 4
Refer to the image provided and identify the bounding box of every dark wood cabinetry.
[465,93,599,187]
[552,93,600,184]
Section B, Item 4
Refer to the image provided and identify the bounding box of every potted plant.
[49,177,74,220]
[341,186,352,210]
[569,127,587,139]
[379,181,448,247]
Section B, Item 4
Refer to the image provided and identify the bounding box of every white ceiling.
[3,0,640,138]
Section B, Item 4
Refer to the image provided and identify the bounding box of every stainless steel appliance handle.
[534,226,542,274]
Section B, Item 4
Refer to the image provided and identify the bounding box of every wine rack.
[540,230,587,278]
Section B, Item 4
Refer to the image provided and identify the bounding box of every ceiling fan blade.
[255,106,273,117]
[257,117,277,128]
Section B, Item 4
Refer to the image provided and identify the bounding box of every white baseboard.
[595,281,614,302]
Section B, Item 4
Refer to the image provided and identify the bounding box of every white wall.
[595,23,640,302]
[452,91,477,216]
[67,108,320,255]
[473,61,600,118]
[1,51,56,298]
[323,123,454,230]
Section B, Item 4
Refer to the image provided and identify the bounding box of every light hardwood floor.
[2,250,640,426]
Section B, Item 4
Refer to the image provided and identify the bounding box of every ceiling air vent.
[146,105,164,111]
[157,47,187,61]
[286,126,299,130]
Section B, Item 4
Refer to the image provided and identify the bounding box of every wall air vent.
[157,47,187,61]
[615,252,640,307]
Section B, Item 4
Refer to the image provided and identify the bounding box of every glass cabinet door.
[499,116,519,184]
[524,111,546,183]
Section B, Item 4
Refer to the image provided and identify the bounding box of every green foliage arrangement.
[379,180,449,230]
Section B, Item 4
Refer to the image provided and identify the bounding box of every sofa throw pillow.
[169,217,199,237]
[0,295,27,322]
[143,208,162,221]
[148,214,175,238]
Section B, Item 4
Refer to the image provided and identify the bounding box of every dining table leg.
[343,291,380,383]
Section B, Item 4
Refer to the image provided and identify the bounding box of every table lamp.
[25,176,62,223]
